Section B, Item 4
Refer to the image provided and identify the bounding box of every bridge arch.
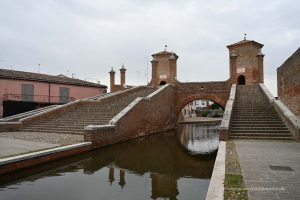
[175,93,226,117]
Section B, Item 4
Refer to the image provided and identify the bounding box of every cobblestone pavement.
[0,132,84,145]
[0,137,58,158]
[235,140,300,200]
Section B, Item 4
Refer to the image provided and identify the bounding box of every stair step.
[18,129,84,135]
[231,127,288,131]
[231,130,290,134]
[231,124,286,127]
[230,136,294,140]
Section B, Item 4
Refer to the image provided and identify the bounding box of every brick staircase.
[19,87,156,135]
[230,85,293,140]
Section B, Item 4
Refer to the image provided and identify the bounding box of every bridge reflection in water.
[0,124,219,200]
[178,124,219,155]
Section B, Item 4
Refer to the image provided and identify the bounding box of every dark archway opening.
[237,75,245,85]
[159,81,167,86]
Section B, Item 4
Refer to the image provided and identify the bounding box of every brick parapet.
[220,84,236,141]
[174,81,231,116]
[84,84,177,149]
[259,83,300,140]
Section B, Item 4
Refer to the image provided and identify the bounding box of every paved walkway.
[0,132,84,159]
[235,140,300,200]
[0,137,58,158]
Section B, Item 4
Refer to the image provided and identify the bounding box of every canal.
[0,123,219,200]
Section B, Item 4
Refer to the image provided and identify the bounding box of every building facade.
[0,69,107,118]
[277,47,300,118]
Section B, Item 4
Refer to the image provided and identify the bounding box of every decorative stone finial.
[164,45,167,51]
[120,64,127,71]
[109,67,115,73]
[244,33,247,40]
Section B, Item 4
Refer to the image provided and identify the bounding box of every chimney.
[109,67,115,92]
[120,64,127,87]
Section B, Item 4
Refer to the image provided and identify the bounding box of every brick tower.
[227,38,264,85]
[149,49,179,87]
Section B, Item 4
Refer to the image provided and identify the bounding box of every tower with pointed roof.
[149,49,179,87]
[227,38,265,85]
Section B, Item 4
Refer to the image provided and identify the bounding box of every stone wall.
[277,47,300,118]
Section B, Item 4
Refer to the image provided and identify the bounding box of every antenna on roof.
[38,63,41,73]
[244,33,247,40]
[72,73,76,78]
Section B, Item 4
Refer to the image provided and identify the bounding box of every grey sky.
[0,0,299,94]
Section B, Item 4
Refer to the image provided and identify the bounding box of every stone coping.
[259,83,300,129]
[85,124,116,131]
[220,84,236,130]
[259,83,275,102]
[206,141,226,200]
[274,100,300,129]
[0,142,91,166]
[0,105,58,122]
[109,84,170,125]
[146,84,169,99]
[109,97,144,125]
[83,85,170,131]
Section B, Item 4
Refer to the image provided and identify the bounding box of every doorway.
[237,75,245,85]
[159,81,167,86]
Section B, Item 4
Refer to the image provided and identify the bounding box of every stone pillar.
[150,57,158,86]
[257,50,265,83]
[109,68,116,92]
[120,65,127,87]
[230,52,238,84]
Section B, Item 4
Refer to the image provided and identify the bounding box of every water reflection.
[178,124,219,155]
[0,125,218,200]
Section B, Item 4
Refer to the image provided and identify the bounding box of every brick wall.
[175,81,231,115]
[277,47,300,118]
[84,85,177,149]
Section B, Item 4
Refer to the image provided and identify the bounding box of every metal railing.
[3,94,75,104]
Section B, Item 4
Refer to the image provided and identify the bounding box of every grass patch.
[224,174,248,200]
[224,141,248,200]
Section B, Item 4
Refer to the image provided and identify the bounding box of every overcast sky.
[0,0,299,95]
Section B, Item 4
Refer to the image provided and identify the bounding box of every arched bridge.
[84,81,231,149]
[0,81,231,149]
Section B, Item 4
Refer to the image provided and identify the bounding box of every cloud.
[0,0,299,95]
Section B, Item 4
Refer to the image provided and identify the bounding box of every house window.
[21,84,34,102]
[59,87,70,104]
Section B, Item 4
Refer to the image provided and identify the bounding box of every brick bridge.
[174,81,231,115]
[0,82,231,149]
[1,39,298,150]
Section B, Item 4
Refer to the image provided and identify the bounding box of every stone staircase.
[230,85,293,140]
[19,87,156,135]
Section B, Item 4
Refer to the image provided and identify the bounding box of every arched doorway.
[159,81,166,86]
[237,75,245,85]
